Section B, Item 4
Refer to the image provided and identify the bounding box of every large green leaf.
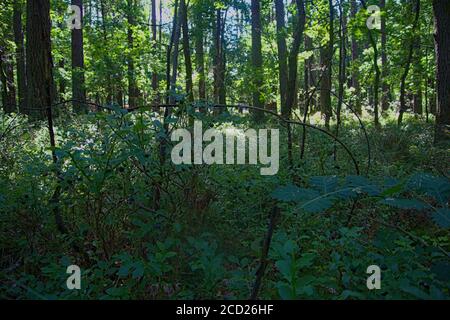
[309,176,338,193]
[431,208,450,228]
[271,184,319,202]
[345,175,381,196]
[379,198,430,210]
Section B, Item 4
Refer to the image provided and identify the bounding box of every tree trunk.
[380,0,389,111]
[251,0,264,120]
[151,0,158,95]
[274,0,288,116]
[170,1,182,100]
[213,9,226,108]
[320,0,333,129]
[194,8,206,101]
[71,0,87,113]
[0,49,17,113]
[285,0,306,120]
[413,37,423,115]
[398,0,420,125]
[127,0,139,108]
[166,0,179,104]
[433,0,450,143]
[13,0,27,114]
[26,0,54,119]
[350,0,361,115]
[180,0,193,102]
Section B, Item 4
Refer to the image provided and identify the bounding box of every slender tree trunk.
[433,0,450,143]
[350,0,361,115]
[170,1,182,99]
[398,0,420,125]
[151,0,158,95]
[180,0,193,102]
[194,8,206,101]
[166,0,179,104]
[361,0,380,126]
[0,48,17,113]
[274,0,288,115]
[285,0,306,120]
[413,37,423,115]
[336,0,346,151]
[26,0,55,119]
[71,0,87,112]
[99,0,114,105]
[251,0,264,120]
[13,0,27,114]
[321,0,333,129]
[127,0,139,108]
[381,0,389,111]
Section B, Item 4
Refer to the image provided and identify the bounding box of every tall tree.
[213,8,226,106]
[127,0,139,108]
[180,0,193,102]
[350,0,361,115]
[25,0,54,119]
[275,0,305,119]
[274,0,288,116]
[412,29,423,115]
[362,0,380,127]
[193,3,206,101]
[251,0,264,120]
[13,0,26,113]
[380,0,389,111]
[320,0,334,129]
[170,0,182,99]
[71,0,87,112]
[285,0,306,119]
[398,0,421,125]
[432,0,450,143]
[0,47,17,113]
[151,0,158,95]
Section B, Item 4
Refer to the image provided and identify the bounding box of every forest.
[0,0,449,300]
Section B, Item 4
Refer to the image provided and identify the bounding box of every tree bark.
[251,0,264,120]
[350,0,361,115]
[433,0,450,143]
[274,0,288,116]
[13,0,27,113]
[194,7,206,101]
[320,0,333,129]
[71,0,87,113]
[127,0,139,108]
[213,9,226,107]
[380,0,389,111]
[398,0,420,125]
[151,0,158,95]
[26,0,55,119]
[285,0,306,120]
[180,0,193,102]
[0,48,17,113]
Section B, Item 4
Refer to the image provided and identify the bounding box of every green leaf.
[309,176,338,193]
[275,260,292,281]
[431,208,450,228]
[379,198,430,210]
[118,264,130,277]
[276,282,296,300]
[132,262,144,279]
[271,184,319,202]
[298,196,335,213]
[345,175,380,196]
[400,285,430,300]
[431,261,450,282]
